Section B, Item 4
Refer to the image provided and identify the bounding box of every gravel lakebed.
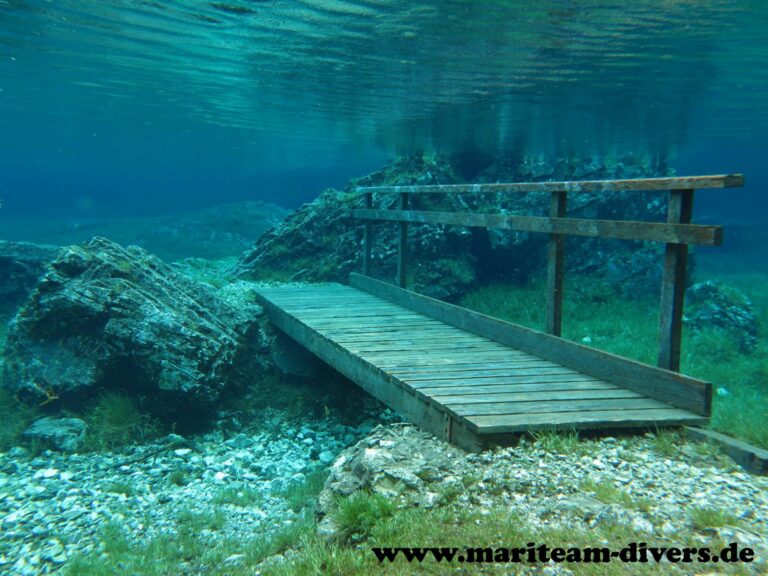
[0,410,378,575]
[2,419,767,575]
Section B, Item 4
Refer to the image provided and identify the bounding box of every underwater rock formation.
[232,156,473,300]
[316,423,464,536]
[234,154,671,300]
[22,417,87,452]
[2,237,269,417]
[0,241,60,314]
[685,281,758,352]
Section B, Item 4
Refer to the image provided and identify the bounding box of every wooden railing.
[352,174,744,372]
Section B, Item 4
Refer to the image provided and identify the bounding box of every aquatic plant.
[281,467,329,512]
[212,485,263,507]
[689,507,741,531]
[579,479,652,513]
[333,491,396,542]
[531,429,583,455]
[83,391,159,451]
[650,429,680,458]
[63,517,313,576]
[167,469,188,487]
[103,481,134,497]
[176,508,226,532]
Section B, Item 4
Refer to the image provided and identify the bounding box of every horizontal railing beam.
[353,208,723,246]
[354,174,743,195]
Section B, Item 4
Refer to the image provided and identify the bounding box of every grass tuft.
[281,467,329,512]
[333,491,396,542]
[168,469,188,487]
[82,391,159,451]
[580,479,653,512]
[690,507,741,531]
[212,485,263,507]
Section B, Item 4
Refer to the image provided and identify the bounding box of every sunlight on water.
[1,0,766,160]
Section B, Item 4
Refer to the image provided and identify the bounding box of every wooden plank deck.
[255,278,709,451]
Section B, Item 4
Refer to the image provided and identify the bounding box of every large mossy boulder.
[234,154,672,300]
[2,237,269,418]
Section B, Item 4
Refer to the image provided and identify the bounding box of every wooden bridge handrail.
[354,174,744,195]
[352,208,723,246]
[353,173,744,373]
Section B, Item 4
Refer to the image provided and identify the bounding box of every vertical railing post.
[363,192,372,276]
[546,190,567,336]
[658,188,694,371]
[397,192,409,288]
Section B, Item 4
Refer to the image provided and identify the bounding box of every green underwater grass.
[459,273,768,449]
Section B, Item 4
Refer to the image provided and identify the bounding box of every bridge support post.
[363,192,373,275]
[397,192,409,288]
[658,188,694,372]
[546,191,567,336]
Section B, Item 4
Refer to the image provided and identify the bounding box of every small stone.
[23,418,86,452]
[631,517,654,534]
[7,447,28,458]
[34,468,59,479]
[224,434,253,450]
[174,448,192,457]
[318,450,334,465]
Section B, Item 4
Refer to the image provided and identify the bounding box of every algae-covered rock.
[234,154,671,300]
[685,281,758,352]
[232,156,477,299]
[316,424,464,537]
[0,241,60,314]
[23,417,86,452]
[2,237,269,416]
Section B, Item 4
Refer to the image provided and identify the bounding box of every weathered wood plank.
[352,209,722,246]
[421,380,620,396]
[685,427,768,475]
[546,191,567,336]
[403,370,586,388]
[318,324,466,335]
[412,375,606,390]
[397,192,409,288]
[354,174,744,195]
[359,350,527,362]
[449,397,673,417]
[349,341,506,354]
[350,273,711,416]
[364,191,373,275]
[436,388,642,405]
[389,360,561,374]
[657,189,694,372]
[468,408,708,434]
[398,365,579,381]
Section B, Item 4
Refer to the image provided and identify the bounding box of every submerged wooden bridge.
[255,174,744,451]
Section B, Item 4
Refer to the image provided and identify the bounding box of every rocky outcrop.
[234,155,672,300]
[0,241,60,314]
[316,424,466,535]
[2,237,270,417]
[686,281,759,352]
